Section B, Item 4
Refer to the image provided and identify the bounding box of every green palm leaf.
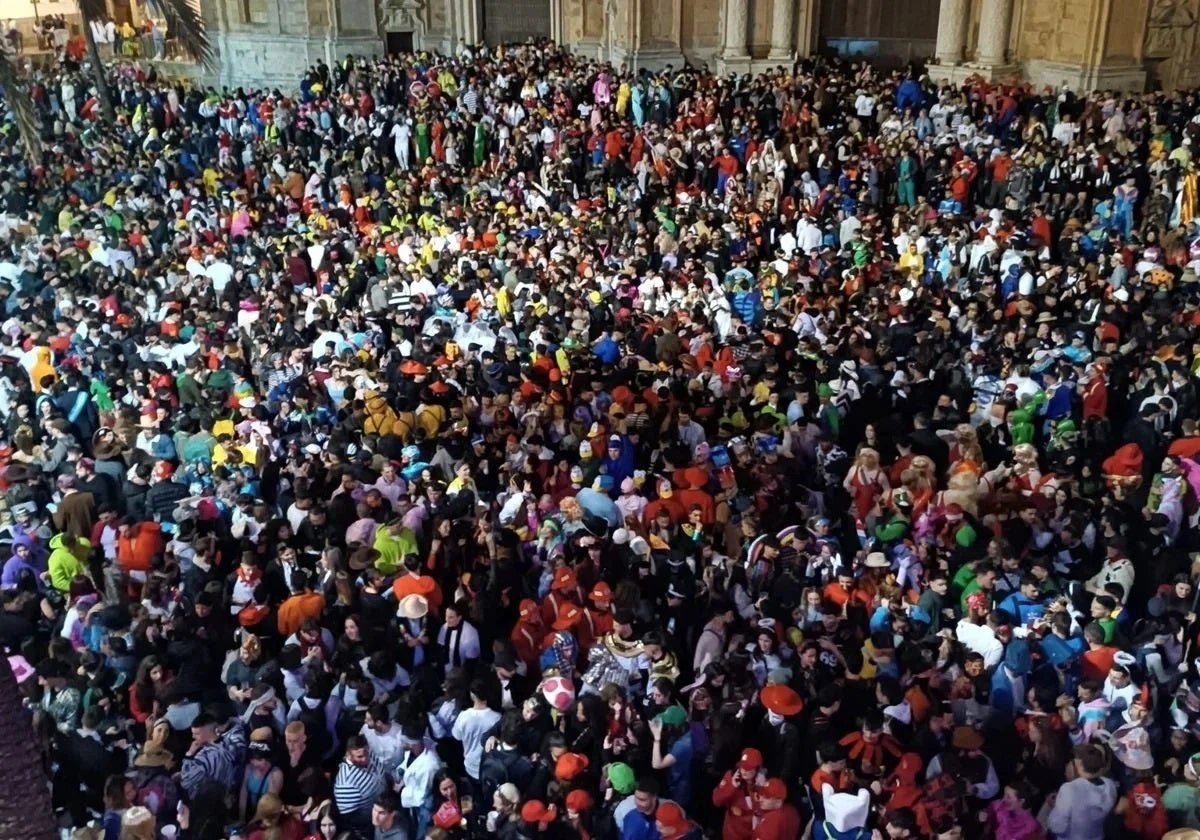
[0,52,41,167]
[151,0,216,69]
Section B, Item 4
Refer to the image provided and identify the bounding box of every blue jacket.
[621,808,658,840]
[896,79,922,113]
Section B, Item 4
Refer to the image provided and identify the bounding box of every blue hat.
[471,435,485,446]
[608,435,622,447]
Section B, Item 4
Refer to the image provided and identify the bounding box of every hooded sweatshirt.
[1045,776,1118,840]
[1,531,46,589]
[48,533,91,592]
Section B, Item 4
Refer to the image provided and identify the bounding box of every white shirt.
[437,620,481,674]
[206,259,234,294]
[796,219,822,254]
[1052,121,1079,147]
[361,722,406,770]
[956,618,1004,670]
[397,746,441,809]
[451,706,501,779]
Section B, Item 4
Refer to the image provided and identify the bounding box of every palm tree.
[0,657,56,839]
[0,0,215,163]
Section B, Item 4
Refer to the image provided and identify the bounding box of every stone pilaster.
[975,0,1014,68]
[767,0,794,61]
[718,0,750,73]
[933,0,967,64]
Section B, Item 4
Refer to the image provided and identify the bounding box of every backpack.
[479,746,532,803]
[297,694,332,758]
[917,773,964,835]
[130,766,179,829]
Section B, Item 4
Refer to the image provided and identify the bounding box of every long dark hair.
[133,655,163,712]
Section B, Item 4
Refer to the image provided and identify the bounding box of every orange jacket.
[392,573,443,617]
[277,592,326,636]
[117,522,163,573]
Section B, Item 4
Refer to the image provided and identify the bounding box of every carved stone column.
[452,0,479,46]
[719,0,750,72]
[768,0,795,61]
[975,0,1014,67]
[934,0,968,64]
[549,0,563,43]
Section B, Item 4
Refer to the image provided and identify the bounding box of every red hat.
[654,802,690,832]
[1103,443,1143,477]
[757,778,787,801]
[519,598,539,619]
[944,503,964,521]
[565,789,594,812]
[589,581,613,603]
[554,752,589,781]
[737,748,763,773]
[551,567,577,593]
[520,800,557,823]
[760,685,803,717]
[553,604,583,631]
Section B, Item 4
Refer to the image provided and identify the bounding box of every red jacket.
[753,804,802,840]
[712,772,756,840]
[1081,374,1108,419]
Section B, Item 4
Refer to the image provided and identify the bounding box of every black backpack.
[297,694,332,758]
[479,746,533,802]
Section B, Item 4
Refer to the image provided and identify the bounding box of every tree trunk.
[81,15,116,123]
[0,658,57,839]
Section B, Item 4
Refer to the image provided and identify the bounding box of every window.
[241,0,268,25]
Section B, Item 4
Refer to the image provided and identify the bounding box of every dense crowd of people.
[7,33,1200,840]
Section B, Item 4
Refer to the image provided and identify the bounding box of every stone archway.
[378,0,431,49]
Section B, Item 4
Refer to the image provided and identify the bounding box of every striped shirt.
[179,721,247,797]
[461,88,479,114]
[333,756,386,819]
[387,282,413,312]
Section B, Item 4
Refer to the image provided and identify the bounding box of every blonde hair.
[119,806,155,840]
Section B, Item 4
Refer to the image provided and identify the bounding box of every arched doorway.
[482,0,552,44]
[818,0,939,68]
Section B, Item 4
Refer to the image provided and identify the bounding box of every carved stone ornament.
[381,0,424,31]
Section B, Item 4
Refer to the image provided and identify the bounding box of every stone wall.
[188,0,1200,93]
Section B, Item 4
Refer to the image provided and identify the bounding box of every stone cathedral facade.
[199,0,1200,94]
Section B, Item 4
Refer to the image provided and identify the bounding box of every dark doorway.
[386,30,414,55]
[818,0,938,68]
[481,0,551,46]
[111,0,133,26]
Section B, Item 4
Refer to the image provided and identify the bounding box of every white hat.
[629,536,650,557]
[612,528,630,545]
[398,594,429,620]
[865,552,891,569]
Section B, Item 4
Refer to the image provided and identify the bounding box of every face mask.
[767,711,784,726]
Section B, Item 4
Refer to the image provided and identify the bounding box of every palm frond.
[0,52,40,167]
[153,0,216,69]
[77,0,107,22]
